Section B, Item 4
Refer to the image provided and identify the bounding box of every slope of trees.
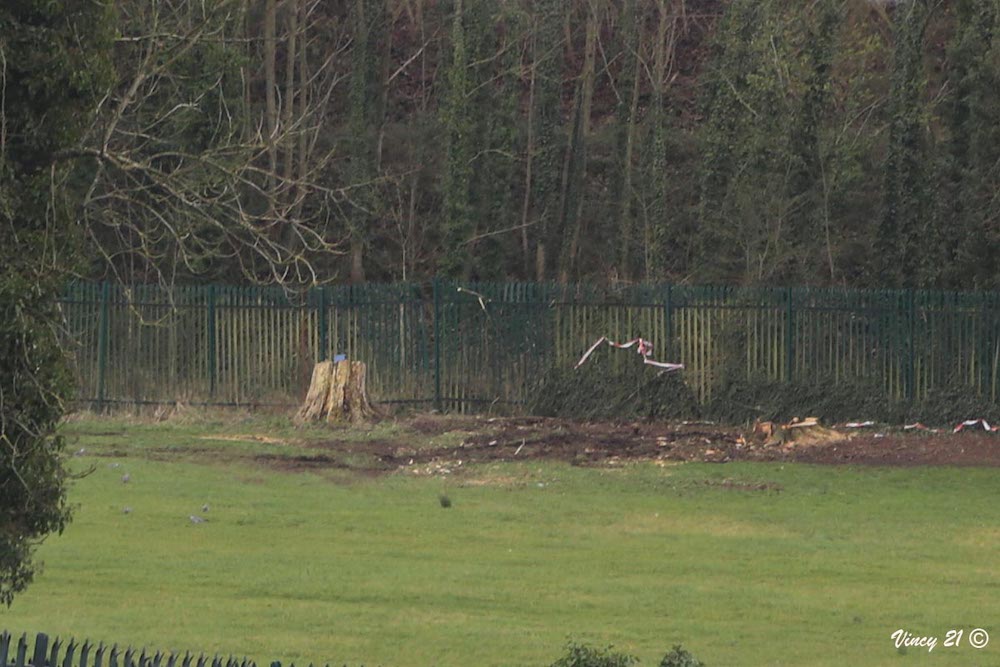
[28,0,1000,290]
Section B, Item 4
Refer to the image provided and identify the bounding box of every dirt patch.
[254,453,354,472]
[178,416,1000,475]
[791,431,1000,467]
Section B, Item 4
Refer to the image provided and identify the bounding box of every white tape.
[575,336,684,372]
[953,418,998,433]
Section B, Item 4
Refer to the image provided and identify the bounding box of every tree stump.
[296,360,379,423]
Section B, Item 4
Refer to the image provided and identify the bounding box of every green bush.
[658,644,705,667]
[702,373,894,424]
[702,373,1000,426]
[529,359,700,421]
[549,642,638,667]
[530,358,1000,427]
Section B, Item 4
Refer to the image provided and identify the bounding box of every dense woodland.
[8,0,1000,292]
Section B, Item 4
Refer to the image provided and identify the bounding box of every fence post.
[31,633,48,667]
[664,284,674,359]
[433,276,442,412]
[96,282,110,412]
[318,286,329,361]
[785,287,794,383]
[207,285,217,398]
[907,289,916,401]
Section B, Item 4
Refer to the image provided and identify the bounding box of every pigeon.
[189,515,206,524]
[121,473,130,484]
[122,506,132,514]
[201,504,210,513]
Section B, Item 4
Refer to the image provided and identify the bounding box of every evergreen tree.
[785,0,842,283]
[940,0,1000,288]
[439,0,475,278]
[0,0,112,605]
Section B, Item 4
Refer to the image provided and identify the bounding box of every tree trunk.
[618,0,642,280]
[282,0,299,194]
[264,0,278,195]
[297,360,380,423]
[618,11,642,282]
[520,24,537,279]
[560,1,597,283]
[350,237,366,283]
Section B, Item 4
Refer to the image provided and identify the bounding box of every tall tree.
[643,0,681,281]
[347,0,388,283]
[0,0,112,604]
[784,0,842,283]
[469,3,522,279]
[876,0,932,287]
[696,0,801,284]
[938,0,1000,288]
[613,0,642,282]
[530,0,564,281]
[558,0,599,284]
[438,0,475,277]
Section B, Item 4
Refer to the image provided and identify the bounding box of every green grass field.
[3,415,999,666]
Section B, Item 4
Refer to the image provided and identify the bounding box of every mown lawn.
[2,416,999,666]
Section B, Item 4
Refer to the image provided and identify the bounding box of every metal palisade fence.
[0,631,318,667]
[59,280,1000,411]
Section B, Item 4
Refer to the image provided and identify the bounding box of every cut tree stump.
[296,360,380,423]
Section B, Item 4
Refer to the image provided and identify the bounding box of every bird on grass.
[121,473,130,484]
[189,515,207,524]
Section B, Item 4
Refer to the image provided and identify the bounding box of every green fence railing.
[58,281,1000,412]
[0,630,316,667]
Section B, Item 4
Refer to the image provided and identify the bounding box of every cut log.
[296,360,379,423]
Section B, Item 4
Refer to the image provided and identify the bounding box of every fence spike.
[180,651,191,667]
[79,642,92,667]
[50,637,62,667]
[0,631,10,667]
[163,652,175,667]
[62,640,77,667]
[93,643,106,667]
[152,650,162,667]
[16,633,29,667]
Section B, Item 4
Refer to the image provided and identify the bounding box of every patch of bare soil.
[790,431,1000,467]
[254,453,353,472]
[248,416,1000,475]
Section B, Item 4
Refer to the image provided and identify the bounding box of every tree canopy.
[0,0,112,605]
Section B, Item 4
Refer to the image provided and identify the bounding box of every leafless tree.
[63,0,354,289]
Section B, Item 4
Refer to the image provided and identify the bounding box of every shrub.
[549,642,638,667]
[529,359,700,422]
[658,644,705,667]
